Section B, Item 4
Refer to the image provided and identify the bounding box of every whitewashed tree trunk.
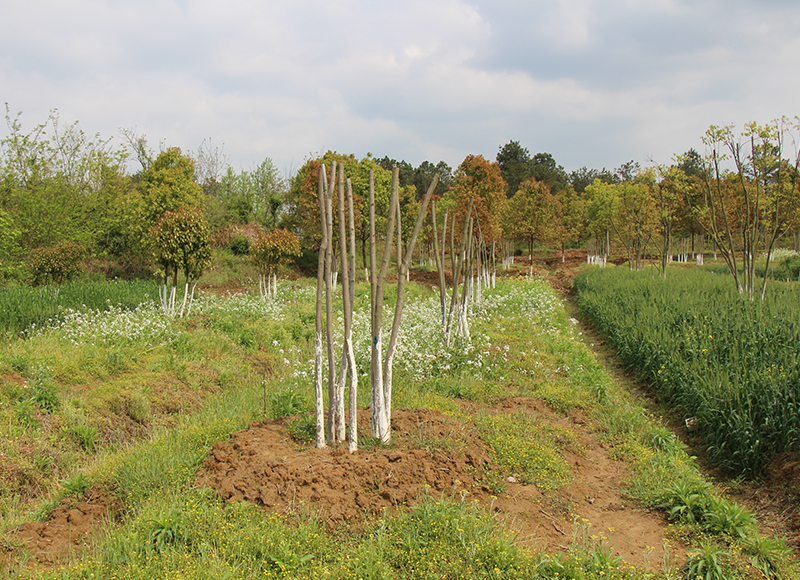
[383,174,437,425]
[345,177,359,453]
[323,163,337,444]
[314,165,328,449]
[369,167,395,442]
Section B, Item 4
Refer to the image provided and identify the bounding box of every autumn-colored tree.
[503,178,563,259]
[151,207,212,317]
[647,166,692,277]
[251,228,301,296]
[613,180,658,270]
[697,118,800,299]
[287,152,392,269]
[449,155,506,244]
[555,185,585,261]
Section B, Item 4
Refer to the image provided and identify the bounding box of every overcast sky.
[2,0,799,177]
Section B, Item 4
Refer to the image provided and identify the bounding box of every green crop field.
[575,266,800,476]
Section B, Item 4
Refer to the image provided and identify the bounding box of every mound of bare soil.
[196,408,492,524]
[4,486,122,569]
[196,401,684,567]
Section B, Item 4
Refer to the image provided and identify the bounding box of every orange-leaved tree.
[449,155,507,245]
[250,228,301,296]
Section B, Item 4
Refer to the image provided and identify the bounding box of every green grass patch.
[476,412,577,490]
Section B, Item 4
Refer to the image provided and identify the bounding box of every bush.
[30,240,85,285]
[229,236,250,256]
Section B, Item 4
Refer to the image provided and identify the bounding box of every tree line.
[2,106,799,301]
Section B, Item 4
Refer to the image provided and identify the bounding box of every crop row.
[574,267,800,476]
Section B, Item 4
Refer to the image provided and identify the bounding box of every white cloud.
[2,0,800,176]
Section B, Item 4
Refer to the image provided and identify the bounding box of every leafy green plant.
[658,480,714,525]
[15,399,38,429]
[62,473,91,496]
[740,534,794,579]
[31,380,59,413]
[229,236,250,256]
[270,390,307,418]
[72,423,99,453]
[703,495,755,539]
[683,541,727,580]
[146,509,189,553]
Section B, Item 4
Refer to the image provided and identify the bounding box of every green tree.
[583,178,617,257]
[139,147,203,230]
[556,185,585,260]
[496,140,532,198]
[0,206,21,280]
[530,152,568,193]
[150,207,212,317]
[0,107,129,254]
[412,160,453,200]
[29,240,84,285]
[376,157,414,187]
[251,157,285,228]
[569,166,616,194]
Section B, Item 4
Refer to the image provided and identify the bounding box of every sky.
[2,0,800,178]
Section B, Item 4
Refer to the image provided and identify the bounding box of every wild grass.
[0,278,158,338]
[1,276,795,579]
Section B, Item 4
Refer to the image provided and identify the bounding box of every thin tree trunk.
[334,163,349,443]
[324,162,337,443]
[382,174,437,423]
[314,165,328,449]
[346,177,359,453]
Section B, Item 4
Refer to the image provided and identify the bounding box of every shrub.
[30,240,85,285]
[229,236,250,256]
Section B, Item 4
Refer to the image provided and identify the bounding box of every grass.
[0,272,795,579]
[574,265,800,476]
[0,278,159,339]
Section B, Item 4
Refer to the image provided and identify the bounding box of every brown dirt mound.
[196,402,685,568]
[196,408,492,524]
[5,485,122,569]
